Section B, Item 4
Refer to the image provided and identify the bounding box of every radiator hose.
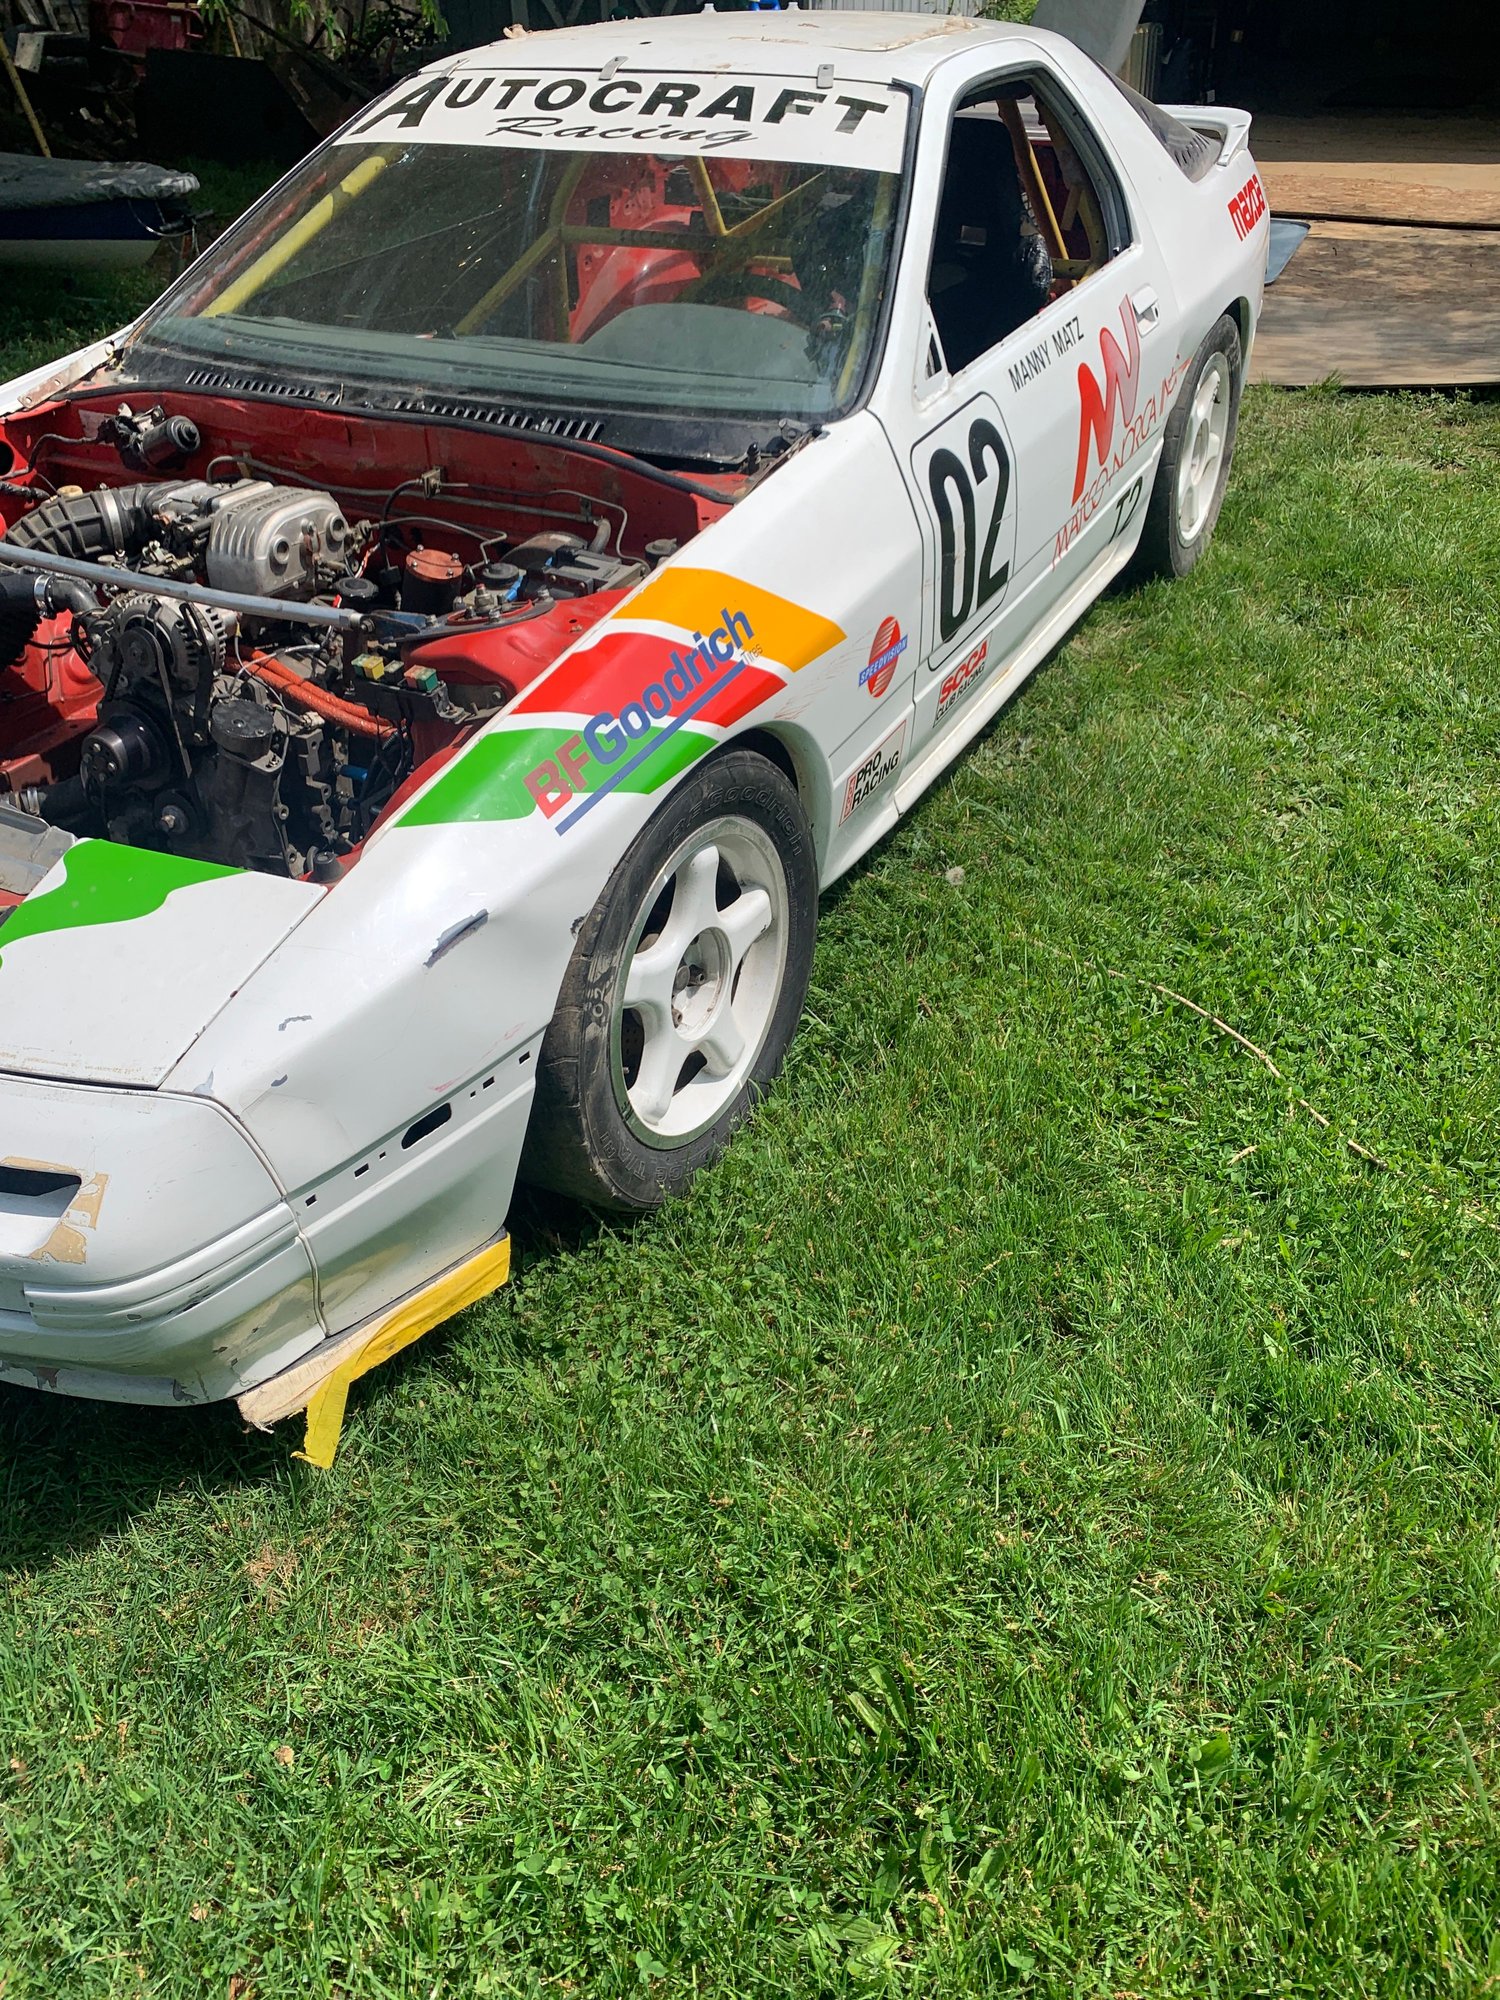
[0,568,96,673]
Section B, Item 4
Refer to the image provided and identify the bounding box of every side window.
[927,75,1129,377]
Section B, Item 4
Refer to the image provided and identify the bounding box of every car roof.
[436,8,1052,90]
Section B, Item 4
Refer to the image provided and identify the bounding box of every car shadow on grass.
[0,1187,625,1569]
[0,1386,287,1574]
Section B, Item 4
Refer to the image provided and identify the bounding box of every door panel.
[885,59,1181,764]
[1027,267,1181,596]
[906,392,1021,747]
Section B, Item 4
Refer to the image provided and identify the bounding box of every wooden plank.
[1253,113,1500,229]
[1251,221,1500,386]
[1262,167,1500,229]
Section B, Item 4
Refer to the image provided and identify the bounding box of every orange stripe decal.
[620,568,845,673]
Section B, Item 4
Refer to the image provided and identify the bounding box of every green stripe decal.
[0,841,238,965]
[399,723,713,828]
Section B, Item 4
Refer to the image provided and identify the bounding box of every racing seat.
[928,113,1054,375]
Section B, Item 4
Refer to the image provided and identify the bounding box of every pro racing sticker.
[840,719,907,824]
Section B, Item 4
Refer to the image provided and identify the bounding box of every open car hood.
[0,838,322,1088]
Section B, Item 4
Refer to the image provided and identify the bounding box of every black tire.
[1131,312,1243,582]
[521,749,817,1212]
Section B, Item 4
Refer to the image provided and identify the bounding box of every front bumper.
[0,1074,323,1405]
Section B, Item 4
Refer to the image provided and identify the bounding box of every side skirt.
[894,530,1140,817]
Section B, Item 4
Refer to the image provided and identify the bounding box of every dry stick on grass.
[1107,966,1500,1232]
[1111,972,1392,1170]
[1009,930,1491,1220]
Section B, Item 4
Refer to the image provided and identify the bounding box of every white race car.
[0,11,1267,1460]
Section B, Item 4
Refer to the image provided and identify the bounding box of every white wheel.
[1133,312,1243,582]
[612,816,790,1147]
[1175,351,1232,545]
[523,749,817,1211]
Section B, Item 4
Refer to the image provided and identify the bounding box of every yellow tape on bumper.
[297,1234,511,1470]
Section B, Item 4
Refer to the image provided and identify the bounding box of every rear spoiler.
[1162,104,1254,170]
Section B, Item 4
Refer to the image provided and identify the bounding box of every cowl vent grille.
[170,376,604,442]
[382,396,604,442]
[182,368,332,402]
[174,373,605,443]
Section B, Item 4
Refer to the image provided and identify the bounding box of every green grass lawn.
[3,254,1500,1994]
[0,162,276,383]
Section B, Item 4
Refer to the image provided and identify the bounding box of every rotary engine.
[6,475,353,599]
[0,462,652,878]
[1,476,378,876]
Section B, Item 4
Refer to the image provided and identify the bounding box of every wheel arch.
[1224,295,1255,380]
[723,721,836,873]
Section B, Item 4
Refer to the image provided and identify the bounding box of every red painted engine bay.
[0,391,740,887]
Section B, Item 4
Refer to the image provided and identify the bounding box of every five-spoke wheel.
[1133,312,1244,582]
[523,749,817,1211]
[612,818,789,1146]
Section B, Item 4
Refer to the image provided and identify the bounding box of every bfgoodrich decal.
[524,605,757,831]
[352,69,908,171]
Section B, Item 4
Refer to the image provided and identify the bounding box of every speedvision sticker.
[351,68,908,171]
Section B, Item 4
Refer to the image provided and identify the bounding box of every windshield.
[126,73,907,431]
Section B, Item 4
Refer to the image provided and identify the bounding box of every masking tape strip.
[295,1233,511,1469]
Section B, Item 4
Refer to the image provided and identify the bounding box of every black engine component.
[99,404,202,474]
[400,545,464,618]
[0,571,39,672]
[6,482,166,565]
[0,568,96,673]
[92,591,231,697]
[2,463,648,877]
[80,709,170,792]
[210,698,276,760]
[5,476,394,874]
[55,589,366,874]
[505,530,648,599]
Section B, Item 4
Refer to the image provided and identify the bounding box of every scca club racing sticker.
[840,719,907,824]
[860,616,907,699]
[935,638,988,724]
[353,68,908,170]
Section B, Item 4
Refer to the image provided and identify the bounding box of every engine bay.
[0,393,736,885]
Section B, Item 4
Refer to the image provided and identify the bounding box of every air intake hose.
[4,483,165,563]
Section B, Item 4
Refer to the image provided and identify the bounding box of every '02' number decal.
[921,406,1016,647]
